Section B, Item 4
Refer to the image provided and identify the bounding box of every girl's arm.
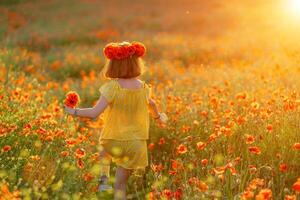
[149,98,160,119]
[64,96,109,119]
[149,98,168,124]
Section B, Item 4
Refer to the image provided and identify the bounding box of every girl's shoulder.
[104,79,119,86]
[99,79,120,102]
[99,79,119,92]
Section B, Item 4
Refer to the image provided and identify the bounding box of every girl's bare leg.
[99,146,112,184]
[114,166,133,200]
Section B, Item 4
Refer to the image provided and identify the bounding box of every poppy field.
[0,0,300,199]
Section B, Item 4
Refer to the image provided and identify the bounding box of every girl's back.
[99,78,151,141]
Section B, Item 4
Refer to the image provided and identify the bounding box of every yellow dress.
[98,79,151,177]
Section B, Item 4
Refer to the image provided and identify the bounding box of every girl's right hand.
[158,113,168,123]
[155,113,168,126]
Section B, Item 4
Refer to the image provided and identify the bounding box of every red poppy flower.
[248,146,261,155]
[66,138,77,147]
[64,91,80,108]
[174,188,183,200]
[82,172,94,181]
[131,41,146,57]
[60,151,69,157]
[148,143,155,150]
[77,158,85,169]
[120,46,130,59]
[255,189,272,200]
[201,159,208,166]
[171,159,183,170]
[2,145,11,152]
[196,142,206,150]
[293,143,300,150]
[115,46,124,59]
[200,110,208,117]
[279,163,287,173]
[292,178,300,192]
[266,124,273,133]
[168,170,177,175]
[75,148,86,159]
[245,134,255,144]
[159,137,166,145]
[176,144,188,154]
[127,45,136,56]
[36,127,47,136]
[162,189,173,199]
[103,43,116,59]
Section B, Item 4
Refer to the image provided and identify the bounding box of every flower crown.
[103,41,146,60]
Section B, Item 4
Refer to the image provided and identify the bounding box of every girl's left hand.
[64,105,75,115]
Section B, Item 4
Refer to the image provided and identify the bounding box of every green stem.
[60,112,67,126]
[4,63,10,87]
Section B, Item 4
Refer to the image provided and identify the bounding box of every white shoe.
[98,184,113,192]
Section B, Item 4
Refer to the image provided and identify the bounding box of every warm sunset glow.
[1,0,300,199]
[286,0,300,18]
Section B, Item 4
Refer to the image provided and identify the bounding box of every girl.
[64,41,167,200]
